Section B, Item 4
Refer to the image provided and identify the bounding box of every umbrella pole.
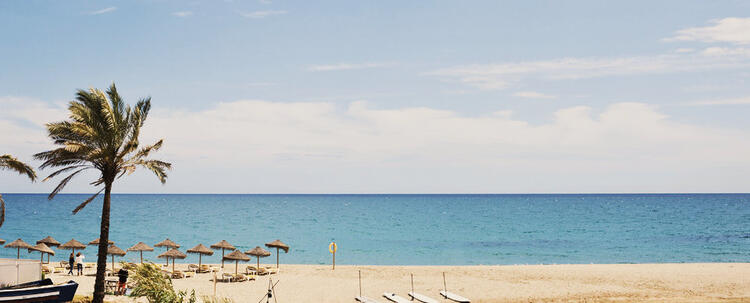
[276,248,279,268]
[411,273,414,294]
[165,248,169,266]
[358,270,362,297]
[443,272,447,293]
[221,249,225,268]
[199,254,202,268]
[140,251,143,264]
[16,247,19,259]
[235,260,238,275]
[257,256,259,269]
[172,258,175,272]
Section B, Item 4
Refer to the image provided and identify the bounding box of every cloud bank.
[2,97,748,193]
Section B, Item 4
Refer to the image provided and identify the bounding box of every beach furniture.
[127,242,154,264]
[187,244,214,270]
[407,274,439,303]
[211,240,236,269]
[265,239,289,268]
[382,293,410,303]
[184,271,195,278]
[187,264,199,272]
[245,246,271,270]
[440,272,470,302]
[198,264,212,273]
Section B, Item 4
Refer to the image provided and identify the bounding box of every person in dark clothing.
[117,268,129,295]
[67,253,74,275]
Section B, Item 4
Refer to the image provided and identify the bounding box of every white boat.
[355,296,381,303]
[440,290,471,303]
[382,292,410,303]
[408,292,439,303]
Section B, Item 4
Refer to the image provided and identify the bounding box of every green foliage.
[0,154,37,229]
[130,263,197,303]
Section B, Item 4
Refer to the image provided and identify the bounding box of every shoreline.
[48,262,750,302]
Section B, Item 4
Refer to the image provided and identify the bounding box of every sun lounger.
[266,267,278,274]
[84,262,95,268]
[187,264,198,272]
[41,265,52,274]
[183,271,195,278]
[244,274,256,281]
[440,291,470,303]
[356,296,382,303]
[231,274,246,282]
[53,267,64,273]
[382,293,410,303]
[408,292,439,303]
[171,271,185,279]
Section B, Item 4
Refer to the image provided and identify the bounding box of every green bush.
[129,263,196,303]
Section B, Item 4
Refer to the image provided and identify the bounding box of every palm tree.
[0,154,37,228]
[35,84,171,303]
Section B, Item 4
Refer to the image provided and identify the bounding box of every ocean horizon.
[1,193,748,265]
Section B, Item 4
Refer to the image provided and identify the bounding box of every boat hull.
[0,280,78,303]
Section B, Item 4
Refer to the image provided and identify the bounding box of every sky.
[1,0,750,193]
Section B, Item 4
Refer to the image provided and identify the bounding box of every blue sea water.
[0,194,747,265]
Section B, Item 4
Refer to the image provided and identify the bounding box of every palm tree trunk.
[92,182,112,303]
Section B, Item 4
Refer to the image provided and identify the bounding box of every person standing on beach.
[68,253,74,275]
[75,252,85,276]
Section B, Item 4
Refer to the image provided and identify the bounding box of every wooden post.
[443,272,447,293]
[221,248,225,268]
[358,270,362,297]
[332,249,336,270]
[410,273,414,295]
[276,247,280,268]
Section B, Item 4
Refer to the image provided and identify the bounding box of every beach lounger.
[440,291,470,303]
[356,296,382,303]
[266,267,278,274]
[244,274,256,281]
[187,264,198,272]
[382,293,410,303]
[408,292,439,303]
[183,271,195,278]
[231,274,246,282]
[171,271,185,279]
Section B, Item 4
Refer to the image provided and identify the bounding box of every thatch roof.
[157,248,186,259]
[89,238,114,245]
[127,242,154,252]
[106,245,126,256]
[5,238,32,249]
[210,240,235,250]
[59,239,87,250]
[154,238,180,249]
[187,244,213,255]
[37,236,61,247]
[265,239,289,253]
[28,243,55,255]
[245,246,271,257]
[222,250,250,261]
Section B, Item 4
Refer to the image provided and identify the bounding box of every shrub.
[129,263,196,303]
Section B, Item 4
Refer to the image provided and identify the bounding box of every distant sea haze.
[1,194,748,265]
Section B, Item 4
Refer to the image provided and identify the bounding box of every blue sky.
[1,1,750,193]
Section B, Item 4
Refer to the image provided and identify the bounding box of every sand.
[48,263,749,302]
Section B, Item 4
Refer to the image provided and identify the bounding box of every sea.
[0,194,747,265]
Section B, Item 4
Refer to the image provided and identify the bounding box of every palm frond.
[48,168,90,200]
[72,188,104,214]
[0,155,37,181]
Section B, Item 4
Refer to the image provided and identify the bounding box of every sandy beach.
[48,263,749,302]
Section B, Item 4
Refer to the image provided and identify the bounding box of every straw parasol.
[245,246,271,269]
[222,250,250,275]
[158,248,186,272]
[127,242,154,264]
[154,238,180,266]
[28,243,55,264]
[5,238,32,259]
[210,240,235,268]
[59,239,87,257]
[103,245,126,272]
[89,238,114,246]
[186,244,213,269]
[37,236,61,264]
[265,239,289,268]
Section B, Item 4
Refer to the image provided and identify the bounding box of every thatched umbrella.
[245,246,271,269]
[89,238,114,246]
[265,239,289,268]
[158,248,186,272]
[37,236,61,264]
[28,243,55,264]
[5,238,32,259]
[222,250,250,275]
[127,242,154,264]
[210,240,235,268]
[103,245,126,272]
[186,244,213,269]
[154,238,180,266]
[59,239,87,257]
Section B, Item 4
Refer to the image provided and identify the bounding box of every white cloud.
[239,10,287,19]
[688,96,750,106]
[172,11,193,18]
[3,97,749,193]
[512,91,556,99]
[307,62,391,72]
[666,17,750,45]
[428,51,750,90]
[674,48,695,53]
[88,7,117,15]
